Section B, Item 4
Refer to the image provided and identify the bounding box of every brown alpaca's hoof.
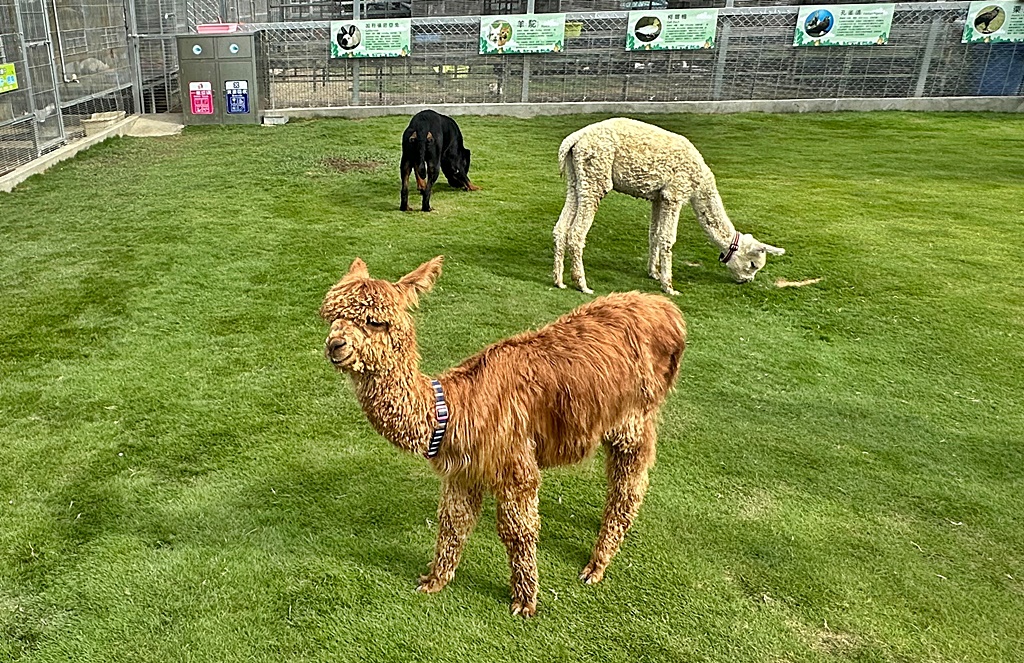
[511,598,537,618]
[579,562,605,585]
[416,575,447,593]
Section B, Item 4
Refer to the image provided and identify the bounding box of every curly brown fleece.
[321,256,686,617]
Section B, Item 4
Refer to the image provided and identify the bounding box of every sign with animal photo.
[793,4,895,47]
[0,63,18,94]
[963,2,1024,43]
[330,19,411,58]
[479,14,566,54]
[626,9,718,51]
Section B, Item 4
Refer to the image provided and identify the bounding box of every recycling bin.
[177,32,267,125]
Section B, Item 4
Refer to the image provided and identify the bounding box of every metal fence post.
[915,17,942,97]
[351,0,360,105]
[521,0,534,103]
[712,16,731,101]
[124,0,144,114]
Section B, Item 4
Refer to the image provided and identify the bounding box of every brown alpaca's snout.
[325,335,352,366]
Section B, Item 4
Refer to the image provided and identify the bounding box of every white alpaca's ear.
[345,257,370,280]
[762,244,786,256]
[397,255,443,304]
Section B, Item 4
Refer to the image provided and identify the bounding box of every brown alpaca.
[320,256,686,617]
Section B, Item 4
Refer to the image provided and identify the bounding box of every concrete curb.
[1,115,140,193]
[264,96,1024,122]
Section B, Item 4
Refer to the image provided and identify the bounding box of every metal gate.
[13,0,66,155]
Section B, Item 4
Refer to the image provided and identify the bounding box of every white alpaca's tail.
[558,125,590,179]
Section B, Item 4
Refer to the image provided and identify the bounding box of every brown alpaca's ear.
[396,256,443,306]
[345,257,370,280]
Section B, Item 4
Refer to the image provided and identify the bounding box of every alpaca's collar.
[426,379,448,459]
[719,232,741,264]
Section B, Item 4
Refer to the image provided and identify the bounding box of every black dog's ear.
[462,148,471,172]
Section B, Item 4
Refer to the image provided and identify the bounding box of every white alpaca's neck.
[350,367,435,457]
[690,177,738,250]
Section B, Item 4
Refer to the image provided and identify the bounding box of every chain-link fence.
[252,4,1024,110]
[3,0,1023,178]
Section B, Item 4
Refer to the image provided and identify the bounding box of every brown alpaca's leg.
[417,480,483,593]
[496,479,541,617]
[581,415,656,585]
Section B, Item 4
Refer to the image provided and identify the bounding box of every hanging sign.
[0,63,17,94]
[330,19,411,58]
[626,10,718,51]
[225,80,249,114]
[189,81,214,115]
[963,2,1024,43]
[479,14,566,54]
[793,4,895,47]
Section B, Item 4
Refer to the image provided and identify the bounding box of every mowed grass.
[1,112,1022,662]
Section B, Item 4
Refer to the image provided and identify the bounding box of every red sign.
[189,81,214,115]
[196,23,240,33]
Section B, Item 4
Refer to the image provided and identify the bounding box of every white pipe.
[48,0,80,84]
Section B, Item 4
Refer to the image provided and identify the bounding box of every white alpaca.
[553,118,785,295]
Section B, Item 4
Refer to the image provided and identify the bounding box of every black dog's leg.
[400,160,412,211]
[421,167,437,212]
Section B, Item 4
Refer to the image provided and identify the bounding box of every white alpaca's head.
[722,234,785,283]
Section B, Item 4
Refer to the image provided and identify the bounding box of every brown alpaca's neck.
[351,368,435,457]
[690,175,739,251]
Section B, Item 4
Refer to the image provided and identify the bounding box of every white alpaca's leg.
[648,198,663,280]
[566,152,611,295]
[657,201,684,296]
[553,172,578,289]
[569,187,601,295]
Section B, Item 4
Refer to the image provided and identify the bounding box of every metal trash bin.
[177,32,267,125]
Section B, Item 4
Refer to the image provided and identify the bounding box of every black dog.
[400,110,479,212]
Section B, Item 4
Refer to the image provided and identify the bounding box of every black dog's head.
[444,147,472,187]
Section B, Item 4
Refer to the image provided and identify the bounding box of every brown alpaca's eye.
[366,319,388,331]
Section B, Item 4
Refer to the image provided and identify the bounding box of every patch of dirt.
[321,156,384,173]
[776,277,822,288]
[787,619,860,657]
[813,627,858,655]
[737,488,777,521]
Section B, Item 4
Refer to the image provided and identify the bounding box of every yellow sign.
[0,63,18,94]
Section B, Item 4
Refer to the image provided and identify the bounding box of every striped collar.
[426,379,448,459]
[719,232,741,264]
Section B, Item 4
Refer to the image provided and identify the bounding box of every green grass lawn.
[1,112,1022,662]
